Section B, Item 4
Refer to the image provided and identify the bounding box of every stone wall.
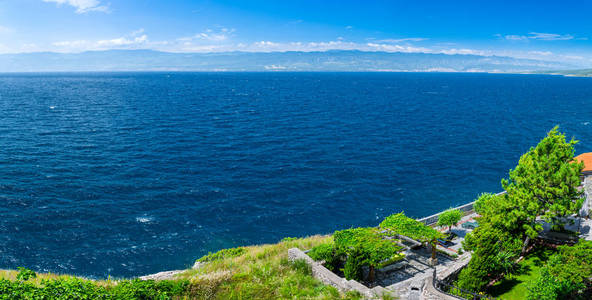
[288,248,393,299]
[417,191,505,226]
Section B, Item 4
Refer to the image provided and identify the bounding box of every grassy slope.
[0,235,364,299]
[487,248,556,300]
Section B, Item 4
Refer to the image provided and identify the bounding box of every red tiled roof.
[575,153,592,172]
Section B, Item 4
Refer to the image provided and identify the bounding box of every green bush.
[0,277,192,299]
[308,242,341,272]
[196,247,246,263]
[111,279,190,299]
[343,251,365,281]
[0,277,109,300]
[16,268,36,282]
[526,241,592,300]
[334,227,402,281]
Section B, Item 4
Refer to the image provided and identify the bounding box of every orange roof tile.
[575,153,592,172]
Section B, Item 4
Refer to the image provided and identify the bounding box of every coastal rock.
[139,270,185,281]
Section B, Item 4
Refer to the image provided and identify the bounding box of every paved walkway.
[382,212,478,299]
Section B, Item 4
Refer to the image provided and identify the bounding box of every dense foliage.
[457,220,522,291]
[0,268,191,300]
[473,192,498,216]
[307,242,341,272]
[333,227,403,281]
[15,268,36,282]
[437,209,462,231]
[526,241,592,300]
[196,247,246,263]
[457,127,585,294]
[379,212,443,243]
[501,126,583,250]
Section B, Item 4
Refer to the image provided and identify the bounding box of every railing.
[432,268,497,300]
[418,191,506,226]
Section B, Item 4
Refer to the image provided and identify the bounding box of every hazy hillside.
[0,49,576,72]
[532,69,592,77]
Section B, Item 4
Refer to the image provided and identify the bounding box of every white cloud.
[42,0,109,14]
[53,40,89,47]
[376,38,428,43]
[40,32,592,67]
[254,41,281,48]
[264,64,287,70]
[439,48,486,56]
[528,32,573,41]
[503,32,576,41]
[97,35,147,47]
[560,54,584,60]
[178,28,235,42]
[529,51,552,56]
[52,30,148,51]
[504,35,528,41]
[366,42,431,53]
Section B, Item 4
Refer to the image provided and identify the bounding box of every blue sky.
[1,0,591,66]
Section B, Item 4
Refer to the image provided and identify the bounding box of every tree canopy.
[380,212,443,242]
[437,208,462,231]
[457,127,585,294]
[333,227,402,267]
[502,126,583,240]
[332,227,403,280]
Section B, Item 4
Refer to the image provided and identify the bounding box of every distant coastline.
[525,69,592,78]
[0,49,579,73]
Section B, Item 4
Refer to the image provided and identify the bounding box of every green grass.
[488,248,556,300]
[178,235,365,299]
[1,235,367,299]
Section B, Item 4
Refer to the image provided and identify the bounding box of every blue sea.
[1,72,592,278]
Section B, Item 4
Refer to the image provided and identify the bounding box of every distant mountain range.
[0,49,580,73]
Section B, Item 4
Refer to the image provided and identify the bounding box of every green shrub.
[334,227,402,281]
[0,277,109,300]
[196,247,246,263]
[0,276,192,299]
[0,279,37,299]
[111,278,190,299]
[308,242,341,272]
[39,277,108,299]
[526,240,592,300]
[457,222,522,292]
[16,268,36,282]
[343,251,365,281]
[526,267,563,300]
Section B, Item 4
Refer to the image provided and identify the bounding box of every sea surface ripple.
[1,72,592,277]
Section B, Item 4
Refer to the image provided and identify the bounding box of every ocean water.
[1,72,592,278]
